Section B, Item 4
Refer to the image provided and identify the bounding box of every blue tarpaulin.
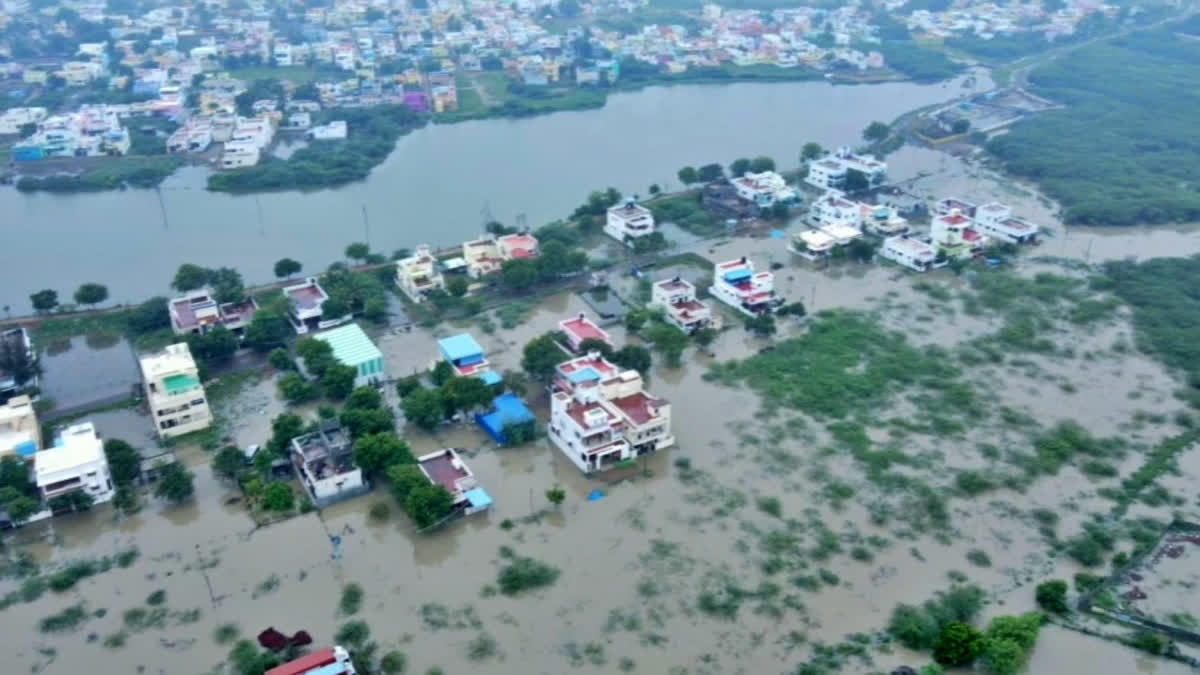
[479,370,503,386]
[474,393,536,444]
[464,487,493,510]
[587,489,606,501]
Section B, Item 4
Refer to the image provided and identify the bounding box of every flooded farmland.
[7,165,1200,675]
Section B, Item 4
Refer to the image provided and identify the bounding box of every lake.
[0,74,987,312]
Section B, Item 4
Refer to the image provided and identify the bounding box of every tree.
[431,360,455,387]
[268,348,294,371]
[697,163,724,182]
[188,325,238,363]
[750,156,776,173]
[297,337,335,376]
[0,336,40,390]
[0,487,40,525]
[846,237,879,263]
[321,296,351,321]
[843,168,870,193]
[128,297,170,334]
[354,433,413,476]
[611,344,652,373]
[744,314,777,337]
[545,486,566,508]
[677,166,698,185]
[500,258,539,291]
[446,276,469,298]
[74,283,108,307]
[262,482,294,511]
[244,306,292,353]
[801,142,823,161]
[345,242,370,263]
[645,322,689,367]
[154,462,195,505]
[278,372,317,404]
[212,445,247,482]
[345,386,383,411]
[30,289,58,313]
[340,407,395,437]
[648,184,661,196]
[103,439,141,486]
[402,388,445,431]
[274,258,302,279]
[267,413,305,456]
[406,484,454,528]
[172,263,210,293]
[1035,580,1069,614]
[933,621,985,667]
[522,333,565,381]
[440,376,494,416]
[49,490,94,512]
[320,364,357,400]
[771,201,790,220]
[693,328,718,349]
[209,267,245,304]
[863,121,890,143]
[729,158,752,176]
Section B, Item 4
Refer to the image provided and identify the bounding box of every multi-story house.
[710,257,782,316]
[435,333,501,385]
[548,352,674,474]
[290,421,367,508]
[168,288,258,336]
[559,313,612,352]
[604,200,656,245]
[809,190,860,229]
[141,343,212,439]
[880,235,938,272]
[930,210,986,259]
[859,202,910,236]
[34,422,115,506]
[395,244,446,302]
[804,149,888,190]
[0,394,40,459]
[972,201,1040,244]
[731,170,796,207]
[650,277,715,334]
[283,276,348,334]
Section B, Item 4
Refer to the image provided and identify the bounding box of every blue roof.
[15,440,36,459]
[464,487,493,509]
[479,370,503,386]
[308,663,348,675]
[474,393,536,444]
[566,367,600,384]
[724,269,752,282]
[438,333,484,362]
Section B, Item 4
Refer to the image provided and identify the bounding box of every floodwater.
[0,73,993,311]
[38,334,141,411]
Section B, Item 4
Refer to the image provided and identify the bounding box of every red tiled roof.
[566,401,612,429]
[963,228,982,242]
[509,248,536,259]
[560,317,609,343]
[610,391,664,426]
[419,451,469,493]
[939,213,970,226]
[287,284,326,311]
[266,648,336,675]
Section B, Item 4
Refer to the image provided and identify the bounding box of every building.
[809,191,860,229]
[973,202,1040,244]
[290,421,367,508]
[930,210,986,259]
[395,244,445,303]
[0,327,36,395]
[140,343,212,440]
[548,352,674,474]
[650,278,715,333]
[283,277,348,334]
[415,448,493,515]
[559,313,612,352]
[731,171,796,207]
[462,235,504,279]
[312,323,385,388]
[859,203,910,237]
[308,120,347,140]
[879,236,937,272]
[475,392,537,445]
[791,229,837,261]
[935,197,978,218]
[496,232,539,261]
[710,257,782,316]
[0,395,40,459]
[804,149,888,190]
[168,289,258,335]
[34,422,115,506]
[436,333,501,385]
[604,200,656,245]
[266,646,357,675]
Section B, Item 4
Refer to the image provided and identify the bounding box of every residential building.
[791,229,837,261]
[604,200,656,245]
[168,288,258,335]
[559,313,612,352]
[462,235,504,279]
[436,333,501,385]
[973,201,1040,244]
[416,448,493,515]
[731,170,796,207]
[283,277,348,334]
[859,202,910,236]
[934,197,978,218]
[548,352,674,474]
[311,323,386,388]
[290,421,367,507]
[930,210,986,259]
[395,244,445,303]
[34,422,115,506]
[0,327,36,395]
[819,222,863,246]
[879,235,937,271]
[804,149,887,190]
[308,120,347,140]
[650,277,715,333]
[496,232,539,260]
[475,392,537,445]
[0,395,40,459]
[710,257,782,316]
[805,158,848,190]
[809,191,860,229]
[140,343,212,440]
[266,646,357,675]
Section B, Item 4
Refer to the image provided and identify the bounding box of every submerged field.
[3,242,1200,674]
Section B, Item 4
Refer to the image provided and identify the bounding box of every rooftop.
[285,278,328,311]
[608,202,652,218]
[611,391,664,426]
[938,213,971,226]
[885,236,936,255]
[313,323,382,366]
[265,648,340,675]
[655,278,692,292]
[36,422,103,481]
[559,315,609,344]
[417,449,473,494]
[140,343,198,381]
[438,333,484,362]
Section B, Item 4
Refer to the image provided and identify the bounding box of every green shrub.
[932,621,985,667]
[497,554,560,595]
[1035,580,1069,614]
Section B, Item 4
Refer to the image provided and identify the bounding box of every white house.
[548,352,674,474]
[290,421,367,508]
[284,277,349,334]
[710,257,782,316]
[0,395,40,459]
[395,245,446,303]
[650,277,715,333]
[935,197,978,218]
[731,171,796,207]
[809,191,860,229]
[859,202,910,236]
[880,235,937,271]
[34,422,115,506]
[462,235,503,279]
[140,343,212,440]
[605,200,656,245]
[308,120,347,140]
[805,149,888,190]
[791,229,837,261]
[973,201,1040,244]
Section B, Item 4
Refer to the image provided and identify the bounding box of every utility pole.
[155,186,169,229]
[361,204,370,247]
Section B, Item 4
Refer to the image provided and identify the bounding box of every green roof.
[163,373,200,396]
[314,323,383,367]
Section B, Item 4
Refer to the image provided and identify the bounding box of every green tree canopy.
[611,344,652,373]
[74,283,108,307]
[677,166,698,185]
[30,289,58,313]
[212,445,247,482]
[521,333,565,381]
[801,142,823,161]
[500,258,539,291]
[440,376,494,415]
[320,363,357,400]
[932,621,985,667]
[103,439,141,486]
[262,482,294,511]
[863,121,890,143]
[345,242,370,262]
[401,388,445,431]
[172,263,210,292]
[354,432,413,475]
[729,157,752,176]
[387,464,430,503]
[697,163,724,182]
[274,258,302,279]
[750,156,775,173]
[154,462,195,505]
[405,484,454,528]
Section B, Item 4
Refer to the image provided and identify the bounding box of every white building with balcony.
[34,422,115,506]
[605,200,656,245]
[650,277,715,333]
[809,191,860,229]
[931,210,986,259]
[731,170,796,207]
[804,149,888,190]
[141,343,212,439]
[548,352,674,474]
[395,244,446,302]
[711,257,782,316]
[859,202,910,236]
[880,235,937,272]
[973,201,1040,244]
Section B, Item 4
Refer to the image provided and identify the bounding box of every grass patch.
[340,583,364,615]
[39,603,89,632]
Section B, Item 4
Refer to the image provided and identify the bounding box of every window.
[191,398,205,406]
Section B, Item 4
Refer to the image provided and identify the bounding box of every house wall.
[294,458,368,508]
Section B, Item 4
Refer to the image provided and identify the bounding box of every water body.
[0,75,989,311]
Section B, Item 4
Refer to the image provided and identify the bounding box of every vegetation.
[887,585,986,650]
[873,41,963,82]
[154,462,195,505]
[987,26,1200,225]
[496,551,560,595]
[340,583,364,615]
[1035,580,1069,614]
[15,156,182,192]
